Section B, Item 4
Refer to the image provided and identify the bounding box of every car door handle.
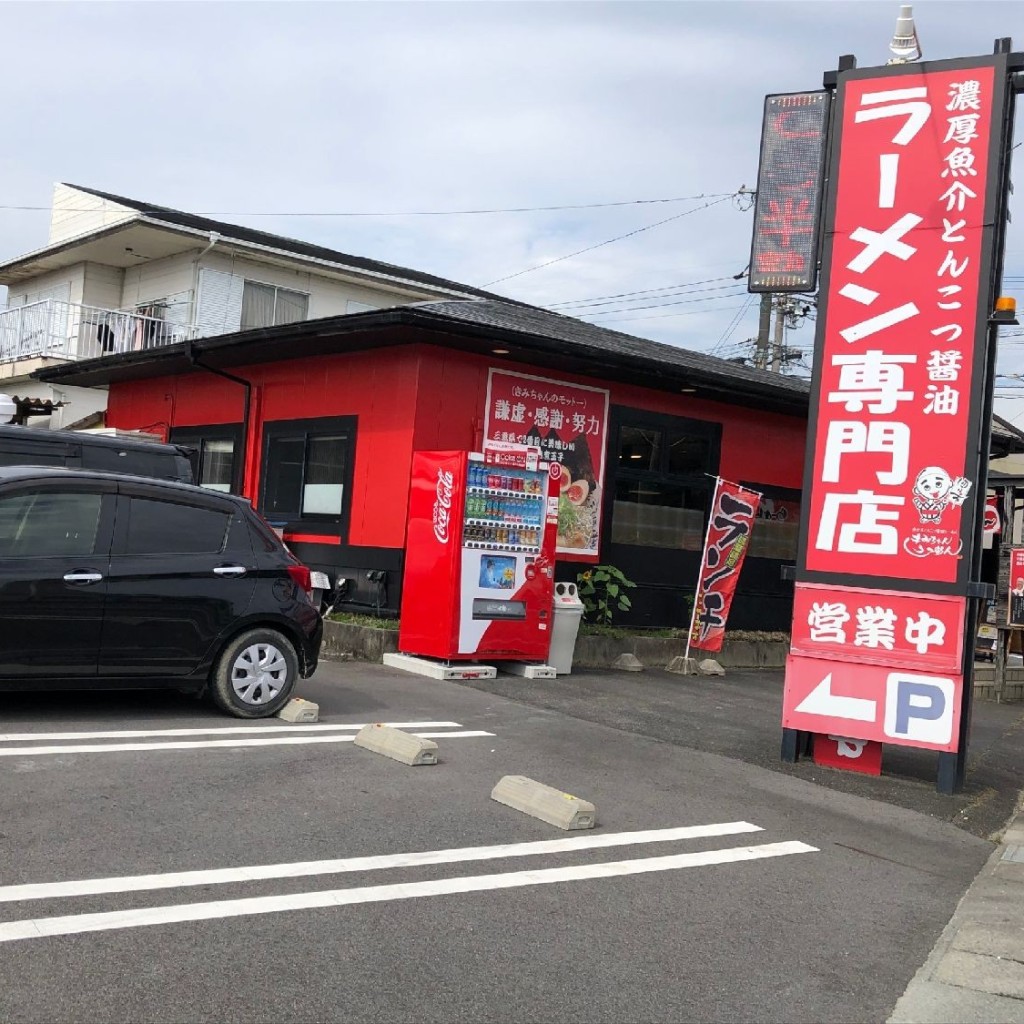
[63,571,103,584]
[213,565,247,577]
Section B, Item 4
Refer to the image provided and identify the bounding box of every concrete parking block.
[353,724,438,766]
[613,653,643,672]
[491,775,596,830]
[276,698,320,723]
[666,656,699,675]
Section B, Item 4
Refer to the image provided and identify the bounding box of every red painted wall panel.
[106,341,807,553]
[107,350,421,549]
[408,348,806,490]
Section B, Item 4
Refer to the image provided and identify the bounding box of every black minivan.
[0,466,323,717]
[0,425,194,483]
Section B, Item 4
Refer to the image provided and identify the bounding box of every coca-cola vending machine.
[398,447,562,661]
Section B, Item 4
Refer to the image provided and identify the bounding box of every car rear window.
[125,497,230,555]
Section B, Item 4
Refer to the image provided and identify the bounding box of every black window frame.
[739,479,802,562]
[169,424,244,495]
[259,416,356,538]
[606,408,722,553]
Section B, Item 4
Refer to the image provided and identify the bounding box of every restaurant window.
[198,439,235,493]
[169,425,242,494]
[744,484,801,560]
[610,416,719,551]
[240,281,309,330]
[260,416,355,524]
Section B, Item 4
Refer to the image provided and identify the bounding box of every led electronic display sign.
[749,91,830,293]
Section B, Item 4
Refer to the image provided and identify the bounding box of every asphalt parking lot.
[0,662,1008,1023]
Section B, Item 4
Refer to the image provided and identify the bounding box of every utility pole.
[753,293,773,370]
[771,295,786,373]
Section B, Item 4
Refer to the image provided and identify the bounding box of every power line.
[480,195,734,287]
[545,274,736,309]
[712,295,758,353]
[587,301,751,326]
[583,287,749,318]
[0,192,735,219]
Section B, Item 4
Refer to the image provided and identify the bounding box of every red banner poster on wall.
[484,369,609,560]
[689,479,761,652]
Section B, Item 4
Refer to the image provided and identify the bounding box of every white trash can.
[549,582,585,675]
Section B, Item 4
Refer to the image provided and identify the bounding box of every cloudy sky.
[3,0,1024,410]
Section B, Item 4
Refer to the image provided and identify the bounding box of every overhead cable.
[481,195,733,287]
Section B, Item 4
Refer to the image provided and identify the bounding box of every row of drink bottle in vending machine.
[467,463,545,494]
[464,494,543,523]
[463,522,541,548]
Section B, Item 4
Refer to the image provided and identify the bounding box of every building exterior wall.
[5,264,85,308]
[197,251,426,325]
[81,262,125,310]
[105,346,422,550]
[121,251,199,319]
[104,341,807,628]
[48,184,136,245]
[0,366,108,430]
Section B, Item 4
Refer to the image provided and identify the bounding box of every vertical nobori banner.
[782,55,1012,753]
[689,479,760,653]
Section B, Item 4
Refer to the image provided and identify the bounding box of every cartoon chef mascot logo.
[911,466,972,524]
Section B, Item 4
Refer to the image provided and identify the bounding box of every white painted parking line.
[0,841,818,943]
[0,731,495,758]
[0,822,765,903]
[0,722,463,743]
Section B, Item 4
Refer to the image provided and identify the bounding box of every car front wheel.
[211,628,299,718]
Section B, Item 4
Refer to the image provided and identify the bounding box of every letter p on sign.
[884,673,954,745]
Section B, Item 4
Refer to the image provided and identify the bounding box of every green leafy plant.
[576,564,637,626]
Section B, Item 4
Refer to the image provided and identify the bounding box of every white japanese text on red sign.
[809,73,992,582]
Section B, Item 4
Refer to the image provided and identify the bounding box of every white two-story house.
[0,183,498,428]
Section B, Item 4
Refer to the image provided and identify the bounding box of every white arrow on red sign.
[793,672,877,722]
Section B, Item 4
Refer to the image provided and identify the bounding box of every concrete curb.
[320,622,1024,703]
[321,620,787,671]
[888,794,1024,1023]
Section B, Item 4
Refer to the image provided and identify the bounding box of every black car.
[0,466,322,717]
[0,424,194,483]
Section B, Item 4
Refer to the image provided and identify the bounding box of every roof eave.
[34,306,810,414]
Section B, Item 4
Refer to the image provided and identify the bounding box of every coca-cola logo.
[432,469,454,543]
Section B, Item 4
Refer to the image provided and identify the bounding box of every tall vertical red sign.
[782,56,1012,753]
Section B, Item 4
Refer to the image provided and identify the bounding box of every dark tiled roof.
[62,184,509,301]
[35,296,812,411]
[992,413,1024,443]
[409,299,811,396]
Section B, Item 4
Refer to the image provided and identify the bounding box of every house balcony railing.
[0,299,197,365]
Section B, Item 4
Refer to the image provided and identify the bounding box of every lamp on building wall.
[0,394,15,424]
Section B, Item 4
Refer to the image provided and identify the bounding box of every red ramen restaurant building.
[37,299,813,631]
